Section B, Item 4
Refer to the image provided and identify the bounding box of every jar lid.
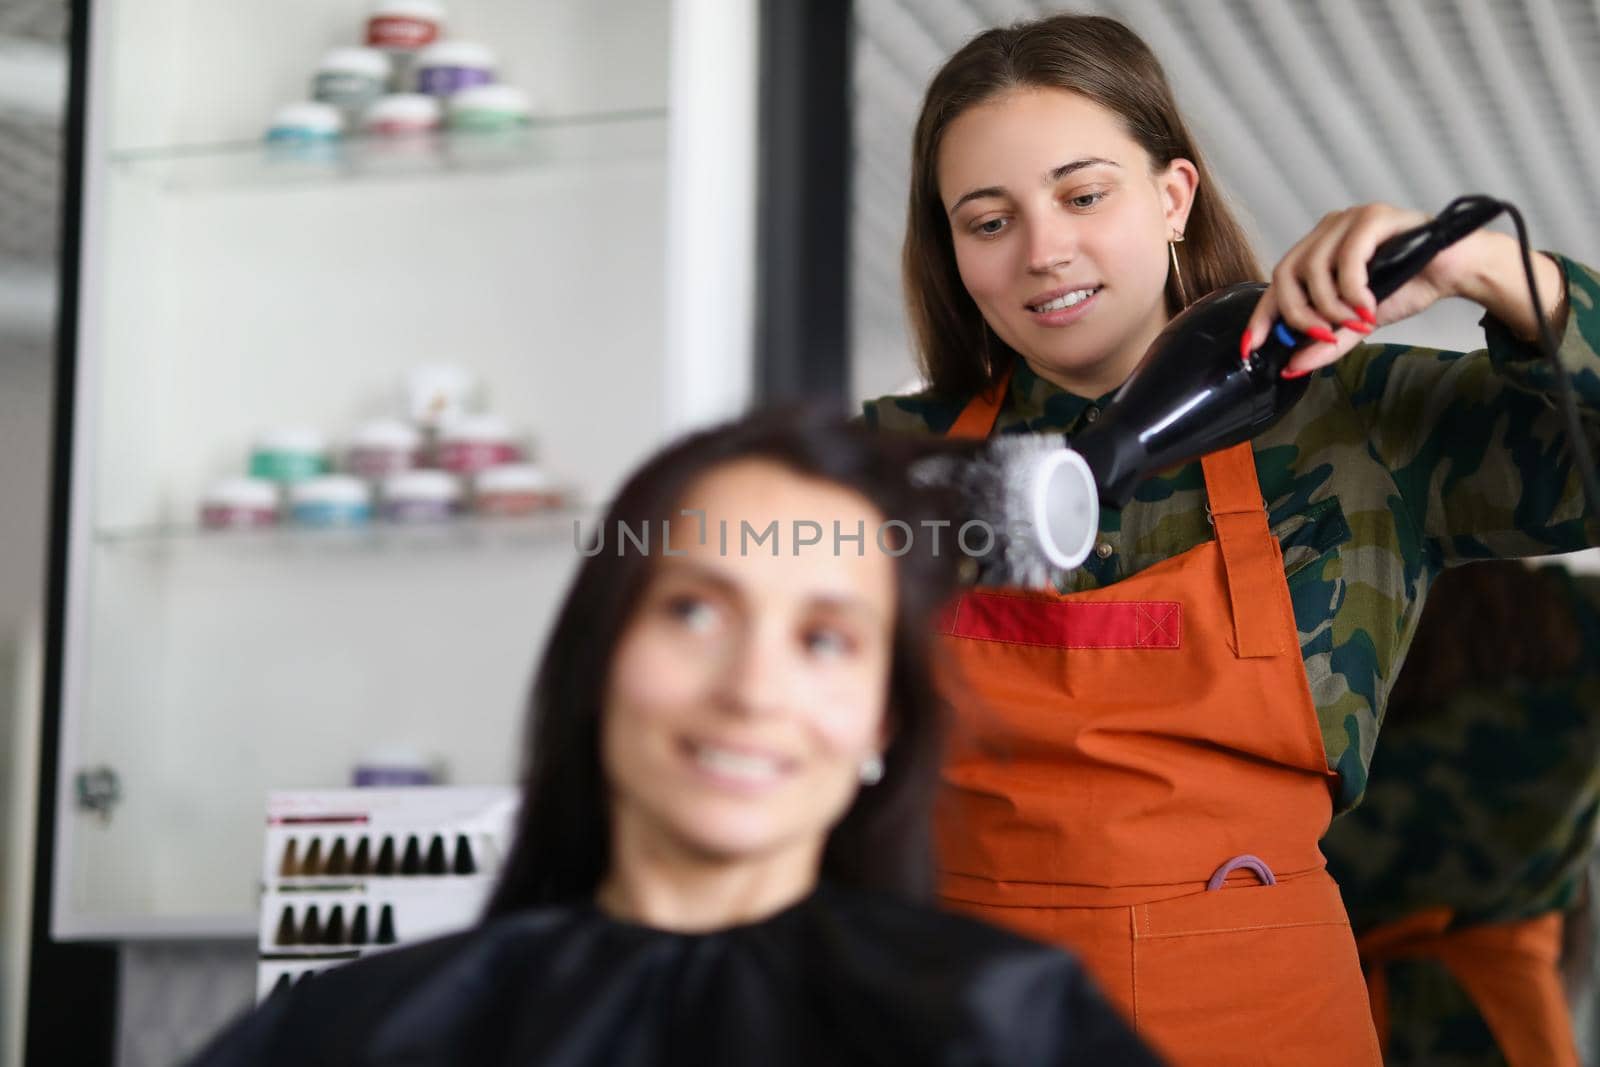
[267,103,344,135]
[349,418,422,451]
[254,426,328,454]
[364,93,443,126]
[318,47,391,80]
[475,463,551,493]
[449,84,531,117]
[369,0,446,20]
[439,413,515,444]
[415,40,495,69]
[203,477,279,509]
[382,469,462,502]
[289,475,371,506]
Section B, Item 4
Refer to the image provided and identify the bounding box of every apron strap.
[1358,910,1579,1067]
[945,366,1012,440]
[1200,443,1290,658]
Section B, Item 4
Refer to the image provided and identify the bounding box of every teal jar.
[288,475,372,527]
[249,427,331,484]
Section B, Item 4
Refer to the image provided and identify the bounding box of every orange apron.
[1358,909,1578,1067]
[936,377,1380,1065]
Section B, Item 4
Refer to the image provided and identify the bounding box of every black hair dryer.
[1070,195,1506,508]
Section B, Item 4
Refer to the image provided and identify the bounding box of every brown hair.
[903,13,1264,399]
[1387,561,1583,718]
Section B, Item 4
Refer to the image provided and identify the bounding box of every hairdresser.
[1322,560,1600,1067]
[187,410,1160,1067]
[863,13,1600,1066]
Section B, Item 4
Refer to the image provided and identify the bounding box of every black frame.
[755,0,853,406]
[25,0,121,1062]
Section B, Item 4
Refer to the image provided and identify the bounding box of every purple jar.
[414,41,494,97]
[381,469,462,522]
[353,747,437,786]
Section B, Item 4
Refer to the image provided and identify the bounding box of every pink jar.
[200,477,280,529]
[345,418,423,480]
[473,463,563,516]
[435,415,521,474]
[362,93,442,137]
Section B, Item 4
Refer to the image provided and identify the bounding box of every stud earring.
[858,754,884,786]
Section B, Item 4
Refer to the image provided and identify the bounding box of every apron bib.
[937,374,1380,1065]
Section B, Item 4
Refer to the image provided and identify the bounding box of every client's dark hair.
[485,409,964,915]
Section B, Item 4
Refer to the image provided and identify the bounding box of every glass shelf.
[93,507,596,554]
[106,108,668,192]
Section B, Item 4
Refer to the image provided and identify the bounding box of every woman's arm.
[1239,202,1599,563]
[1332,254,1600,564]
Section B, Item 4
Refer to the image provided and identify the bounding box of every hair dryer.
[1072,195,1505,508]
[944,195,1507,584]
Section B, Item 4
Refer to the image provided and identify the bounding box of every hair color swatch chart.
[256,786,517,998]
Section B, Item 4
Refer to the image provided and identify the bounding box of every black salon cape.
[189,884,1161,1066]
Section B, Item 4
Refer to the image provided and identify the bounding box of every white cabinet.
[52,0,757,937]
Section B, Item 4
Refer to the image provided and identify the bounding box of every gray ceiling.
[851,0,1600,399]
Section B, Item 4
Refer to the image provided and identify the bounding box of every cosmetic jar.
[435,414,521,474]
[366,0,445,89]
[312,48,391,122]
[353,747,436,787]
[288,476,372,528]
[414,41,495,97]
[447,85,532,133]
[381,470,462,523]
[362,93,442,136]
[473,463,561,516]
[249,428,330,484]
[344,419,422,480]
[265,102,343,143]
[199,477,279,529]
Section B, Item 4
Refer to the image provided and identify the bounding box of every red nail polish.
[1307,325,1339,345]
[1356,305,1377,325]
[1280,365,1310,380]
[1341,319,1372,335]
[1239,330,1254,363]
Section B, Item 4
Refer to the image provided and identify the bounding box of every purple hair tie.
[1206,854,1277,891]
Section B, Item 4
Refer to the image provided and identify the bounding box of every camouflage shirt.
[864,256,1600,813]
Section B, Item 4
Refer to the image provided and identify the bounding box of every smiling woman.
[937,91,1197,399]
[594,457,904,930]
[185,408,1162,1067]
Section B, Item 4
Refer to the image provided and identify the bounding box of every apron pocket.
[1129,872,1380,1066]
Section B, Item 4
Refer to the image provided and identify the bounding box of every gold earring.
[979,323,1004,386]
[1168,231,1188,308]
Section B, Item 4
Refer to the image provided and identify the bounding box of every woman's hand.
[1243,203,1567,377]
